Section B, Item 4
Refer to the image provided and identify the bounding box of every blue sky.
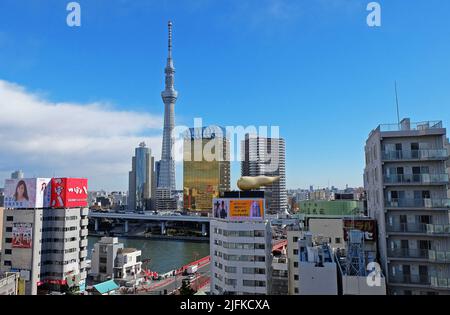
[1,0,450,191]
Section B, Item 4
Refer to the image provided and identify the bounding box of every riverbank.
[88,232,209,243]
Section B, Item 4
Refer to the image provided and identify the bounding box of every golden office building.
[183,127,230,213]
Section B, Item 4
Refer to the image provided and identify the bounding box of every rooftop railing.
[388,273,431,285]
[379,121,443,132]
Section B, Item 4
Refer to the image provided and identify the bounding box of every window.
[294,275,299,280]
[293,249,298,255]
[100,257,107,263]
[5,249,12,255]
[6,227,12,232]
[293,262,298,268]
[335,238,341,244]
[4,261,12,266]
[294,288,299,294]
[6,216,13,222]
[6,238,12,243]
[293,237,298,243]
[225,266,237,273]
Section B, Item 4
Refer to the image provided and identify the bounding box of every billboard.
[343,219,377,242]
[3,178,51,209]
[51,178,88,208]
[12,223,33,249]
[213,198,264,221]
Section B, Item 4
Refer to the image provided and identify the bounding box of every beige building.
[309,218,345,250]
[1,207,89,295]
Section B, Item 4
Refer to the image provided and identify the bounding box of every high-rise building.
[157,21,177,194]
[183,127,230,214]
[241,134,287,214]
[364,118,450,295]
[0,178,89,295]
[11,170,24,180]
[210,191,272,295]
[128,142,155,211]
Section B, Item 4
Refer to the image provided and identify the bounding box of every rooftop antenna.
[395,81,400,125]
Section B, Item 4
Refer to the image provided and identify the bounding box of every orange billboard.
[213,198,264,220]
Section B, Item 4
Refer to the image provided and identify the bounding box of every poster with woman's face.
[3,178,51,208]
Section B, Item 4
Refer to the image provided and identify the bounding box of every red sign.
[51,178,88,208]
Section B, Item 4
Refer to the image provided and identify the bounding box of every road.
[136,262,211,295]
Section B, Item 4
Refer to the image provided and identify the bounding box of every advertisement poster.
[213,199,230,219]
[213,198,264,221]
[51,178,88,208]
[3,178,51,209]
[12,223,33,249]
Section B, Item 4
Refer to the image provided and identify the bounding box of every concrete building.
[0,207,3,251]
[90,237,142,286]
[271,249,288,295]
[210,192,272,295]
[0,207,89,295]
[287,225,303,295]
[364,118,450,295]
[241,134,287,214]
[128,142,155,212]
[183,127,230,214]
[309,218,346,250]
[155,187,177,212]
[11,170,24,180]
[297,233,338,295]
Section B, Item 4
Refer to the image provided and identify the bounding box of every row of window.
[214,240,265,250]
[40,248,78,255]
[213,228,265,237]
[43,216,79,221]
[42,227,78,232]
[214,274,266,287]
[41,259,77,266]
[40,237,77,243]
[214,251,266,262]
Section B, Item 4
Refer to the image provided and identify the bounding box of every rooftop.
[370,118,445,137]
[117,248,139,254]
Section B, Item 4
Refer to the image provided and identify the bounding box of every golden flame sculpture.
[237,176,281,191]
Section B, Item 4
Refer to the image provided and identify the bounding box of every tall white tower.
[157,21,177,193]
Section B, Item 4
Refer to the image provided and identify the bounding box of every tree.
[179,280,195,295]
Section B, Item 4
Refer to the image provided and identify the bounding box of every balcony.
[388,248,450,263]
[383,174,449,185]
[382,149,448,161]
[428,250,450,263]
[387,248,428,260]
[388,274,431,286]
[80,228,88,237]
[385,198,450,209]
[80,239,88,247]
[386,223,427,234]
[426,224,450,235]
[431,276,450,289]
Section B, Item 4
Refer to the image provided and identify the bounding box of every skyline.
[1,0,450,191]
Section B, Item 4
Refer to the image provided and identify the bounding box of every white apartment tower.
[210,192,273,295]
[241,134,287,214]
[364,118,450,295]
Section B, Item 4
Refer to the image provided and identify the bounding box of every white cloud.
[0,80,163,191]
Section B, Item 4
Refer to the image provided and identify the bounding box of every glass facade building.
[183,127,230,213]
[128,142,155,211]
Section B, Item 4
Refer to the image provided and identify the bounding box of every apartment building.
[287,226,303,295]
[364,118,450,295]
[210,192,272,295]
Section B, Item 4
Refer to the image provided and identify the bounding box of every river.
[87,236,210,273]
